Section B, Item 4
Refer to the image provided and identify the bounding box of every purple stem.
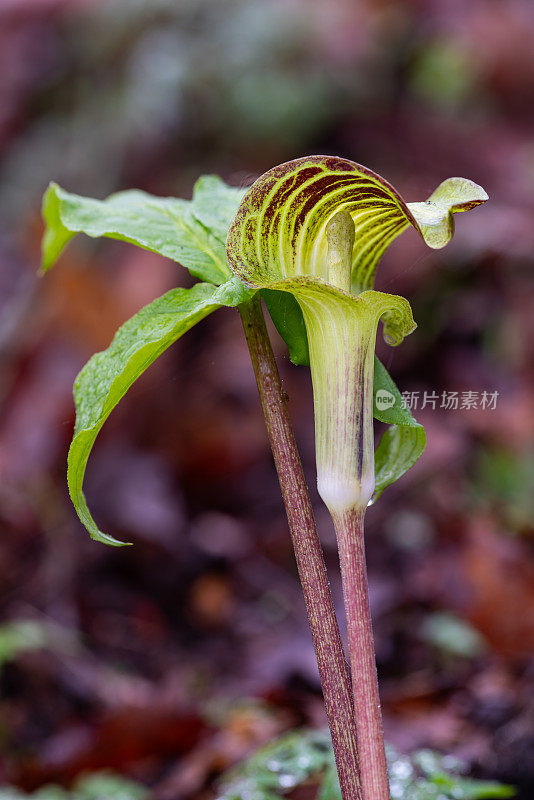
[332,507,389,800]
[239,296,362,800]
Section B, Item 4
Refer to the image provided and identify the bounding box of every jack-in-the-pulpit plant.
[40,156,488,800]
[226,156,488,800]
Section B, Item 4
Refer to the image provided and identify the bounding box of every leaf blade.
[372,356,426,501]
[216,728,515,800]
[191,175,246,245]
[41,182,232,284]
[373,424,427,503]
[261,289,310,366]
[68,279,255,545]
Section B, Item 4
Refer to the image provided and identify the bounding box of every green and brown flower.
[227,156,487,514]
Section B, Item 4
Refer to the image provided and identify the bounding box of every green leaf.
[421,612,487,660]
[0,771,151,800]
[261,289,310,366]
[372,356,426,502]
[191,175,246,246]
[317,762,341,800]
[0,620,78,671]
[216,729,333,800]
[41,180,237,284]
[69,278,255,546]
[373,425,427,503]
[71,771,150,800]
[0,621,49,669]
[411,750,516,799]
[216,730,515,800]
[429,777,516,799]
[226,155,487,293]
[372,356,416,426]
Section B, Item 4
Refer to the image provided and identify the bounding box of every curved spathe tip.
[408,176,488,250]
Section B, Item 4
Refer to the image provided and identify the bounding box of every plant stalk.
[239,295,362,800]
[332,507,389,800]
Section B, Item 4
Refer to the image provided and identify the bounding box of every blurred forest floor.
[0,1,533,798]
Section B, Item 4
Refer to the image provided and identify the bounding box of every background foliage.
[0,1,533,798]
